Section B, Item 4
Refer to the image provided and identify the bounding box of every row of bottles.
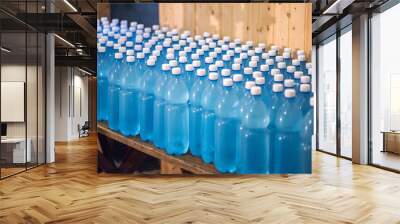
[97,17,314,174]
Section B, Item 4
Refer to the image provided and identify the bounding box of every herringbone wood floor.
[1,134,400,224]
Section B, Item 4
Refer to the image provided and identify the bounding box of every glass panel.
[371,4,400,171]
[38,32,46,165]
[339,28,352,158]
[317,37,337,154]
[1,31,27,177]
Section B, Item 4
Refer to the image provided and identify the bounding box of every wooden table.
[97,122,218,174]
[382,131,400,154]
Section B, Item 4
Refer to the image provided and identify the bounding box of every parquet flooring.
[1,134,400,223]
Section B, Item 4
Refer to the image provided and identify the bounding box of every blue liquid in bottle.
[97,46,109,121]
[189,69,207,157]
[200,72,219,163]
[237,86,271,174]
[165,67,190,155]
[215,78,241,173]
[108,52,123,131]
[139,59,156,141]
[153,64,170,149]
[118,56,141,136]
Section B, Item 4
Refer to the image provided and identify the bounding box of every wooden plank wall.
[159,3,312,59]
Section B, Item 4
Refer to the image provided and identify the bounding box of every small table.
[1,138,32,164]
[381,131,400,154]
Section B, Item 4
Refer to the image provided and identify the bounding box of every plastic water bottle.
[189,69,207,156]
[286,65,295,79]
[297,83,312,115]
[277,62,287,79]
[153,63,170,149]
[255,77,269,107]
[201,72,219,163]
[238,86,271,174]
[301,97,314,173]
[283,52,291,65]
[298,55,307,74]
[139,59,156,141]
[108,52,123,131]
[215,78,241,173]
[165,67,189,155]
[97,46,109,121]
[184,64,195,91]
[273,88,304,174]
[243,67,253,81]
[232,74,244,95]
[118,55,140,136]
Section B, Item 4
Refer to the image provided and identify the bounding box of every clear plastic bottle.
[118,55,140,136]
[139,59,156,141]
[273,88,304,174]
[153,64,171,149]
[97,46,109,121]
[243,67,253,81]
[165,67,190,155]
[108,52,123,131]
[238,86,271,174]
[215,78,241,173]
[200,72,219,163]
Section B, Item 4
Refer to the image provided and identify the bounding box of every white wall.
[54,67,89,141]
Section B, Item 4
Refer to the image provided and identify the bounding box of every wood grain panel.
[159,3,312,58]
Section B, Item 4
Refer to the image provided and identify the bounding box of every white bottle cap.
[197,69,206,76]
[274,74,284,82]
[172,67,181,75]
[209,72,218,80]
[232,63,240,71]
[300,75,311,83]
[98,46,106,52]
[223,36,230,42]
[251,86,262,95]
[194,35,202,41]
[283,52,291,59]
[268,50,276,56]
[166,47,174,54]
[229,42,236,49]
[215,60,224,68]
[294,71,303,79]
[240,52,248,59]
[284,89,296,98]
[162,64,170,71]
[126,41,133,47]
[223,78,233,87]
[227,50,235,57]
[185,64,194,71]
[149,55,157,61]
[214,47,222,54]
[114,52,123,59]
[178,51,186,57]
[266,59,274,65]
[287,66,296,73]
[190,54,199,60]
[209,64,217,72]
[254,47,262,54]
[241,45,249,51]
[144,27,151,33]
[201,45,209,51]
[126,55,135,62]
[166,53,174,60]
[146,59,156,66]
[297,50,305,56]
[203,32,210,38]
[192,60,201,68]
[234,47,242,54]
[308,68,313,75]
[306,63,312,69]
[217,40,224,46]
[284,79,295,88]
[298,55,306,61]
[189,42,197,49]
[253,71,262,79]
[271,68,280,76]
[178,56,187,63]
[172,35,179,42]
[234,58,242,64]
[277,62,286,69]
[113,43,120,50]
[247,50,255,56]
[212,34,220,40]
[235,38,241,44]
[143,47,150,54]
[245,81,256,90]
[260,64,269,72]
[292,59,300,66]
[244,67,253,75]
[222,54,230,61]
[169,60,178,67]
[262,53,269,59]
[221,69,231,77]
[209,42,216,48]
[205,57,213,64]
[275,55,284,62]
[136,52,144,59]
[173,44,180,50]
[221,44,229,51]
[152,50,160,57]
[197,49,204,55]
[249,60,257,68]
[209,51,217,58]
[255,77,265,85]
[154,45,162,51]
[284,47,292,53]
[300,83,311,92]
[106,40,114,47]
[251,55,260,62]
[272,83,284,92]
[258,43,266,49]
[233,74,243,82]
[246,41,254,47]
[179,40,187,46]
